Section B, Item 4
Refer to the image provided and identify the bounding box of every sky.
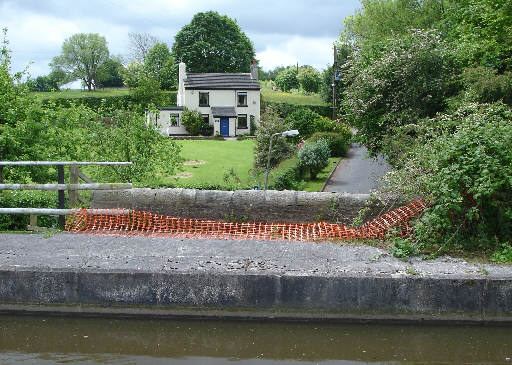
[0,0,361,79]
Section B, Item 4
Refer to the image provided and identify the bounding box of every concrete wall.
[91,189,391,224]
[1,269,511,323]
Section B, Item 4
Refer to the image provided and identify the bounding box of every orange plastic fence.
[65,199,427,242]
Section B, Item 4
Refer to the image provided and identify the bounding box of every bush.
[0,191,58,230]
[200,124,214,136]
[271,163,303,191]
[342,29,459,156]
[385,102,512,252]
[284,108,323,140]
[181,107,206,135]
[492,242,512,263]
[298,139,330,179]
[309,130,351,157]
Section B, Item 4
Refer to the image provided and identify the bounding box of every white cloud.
[257,36,335,71]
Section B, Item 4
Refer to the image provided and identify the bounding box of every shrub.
[0,191,58,230]
[284,108,323,139]
[181,107,206,135]
[254,106,295,169]
[298,139,330,179]
[385,102,512,252]
[491,242,512,263]
[271,163,303,191]
[342,29,459,156]
[309,131,351,157]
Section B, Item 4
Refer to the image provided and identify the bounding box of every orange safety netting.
[65,199,428,242]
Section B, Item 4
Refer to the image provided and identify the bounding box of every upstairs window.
[170,113,180,127]
[199,92,209,106]
[238,114,248,129]
[237,92,247,106]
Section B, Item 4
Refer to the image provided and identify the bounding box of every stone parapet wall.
[91,188,393,224]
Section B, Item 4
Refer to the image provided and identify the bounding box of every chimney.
[250,59,258,80]
[177,62,187,107]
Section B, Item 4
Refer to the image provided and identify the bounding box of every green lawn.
[32,88,129,100]
[167,139,257,187]
[163,139,339,191]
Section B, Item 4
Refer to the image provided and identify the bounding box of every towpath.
[323,143,391,193]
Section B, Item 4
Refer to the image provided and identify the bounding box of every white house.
[149,61,261,137]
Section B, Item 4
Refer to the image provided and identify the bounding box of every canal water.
[0,315,511,364]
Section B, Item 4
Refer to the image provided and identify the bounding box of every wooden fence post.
[69,165,78,207]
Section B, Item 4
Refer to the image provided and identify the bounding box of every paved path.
[323,143,391,193]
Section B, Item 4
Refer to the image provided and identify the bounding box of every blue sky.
[1,0,361,77]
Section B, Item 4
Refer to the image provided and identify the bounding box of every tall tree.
[171,11,255,73]
[96,56,124,88]
[51,33,109,91]
[144,43,177,90]
[128,32,159,63]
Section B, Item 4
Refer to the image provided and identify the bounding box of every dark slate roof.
[184,73,260,90]
[211,106,237,118]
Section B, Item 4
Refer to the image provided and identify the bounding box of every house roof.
[184,73,260,90]
[211,106,238,118]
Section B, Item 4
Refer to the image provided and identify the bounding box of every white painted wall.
[183,88,259,136]
[146,110,187,135]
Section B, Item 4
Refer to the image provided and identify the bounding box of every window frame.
[199,92,209,107]
[202,114,210,125]
[170,113,180,127]
[237,91,248,107]
[237,114,248,129]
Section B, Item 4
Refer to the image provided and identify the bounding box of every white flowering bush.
[342,29,459,157]
[298,139,330,179]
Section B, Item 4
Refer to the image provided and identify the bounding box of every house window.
[237,92,247,106]
[170,113,180,127]
[202,114,209,125]
[199,92,209,106]
[238,114,248,129]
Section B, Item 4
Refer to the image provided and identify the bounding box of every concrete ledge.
[0,233,511,323]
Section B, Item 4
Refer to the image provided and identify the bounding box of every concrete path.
[323,143,391,193]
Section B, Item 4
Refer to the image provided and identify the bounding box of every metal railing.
[0,161,133,229]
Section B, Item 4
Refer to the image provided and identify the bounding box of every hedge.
[265,101,332,119]
[0,191,59,230]
[41,91,178,111]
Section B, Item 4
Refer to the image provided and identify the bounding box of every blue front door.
[220,118,229,136]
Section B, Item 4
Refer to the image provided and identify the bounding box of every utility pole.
[332,45,338,120]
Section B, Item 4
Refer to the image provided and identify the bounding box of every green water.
[0,315,511,364]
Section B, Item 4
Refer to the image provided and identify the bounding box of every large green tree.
[51,33,109,91]
[144,43,177,90]
[171,11,255,73]
[96,56,124,88]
